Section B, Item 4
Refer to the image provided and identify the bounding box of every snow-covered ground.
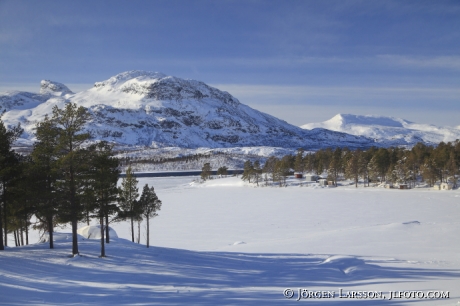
[1,176,459,305]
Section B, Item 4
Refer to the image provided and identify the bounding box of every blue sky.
[1,0,459,126]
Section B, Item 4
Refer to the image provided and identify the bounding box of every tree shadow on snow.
[1,239,459,305]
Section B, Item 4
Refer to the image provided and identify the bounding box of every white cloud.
[377,55,460,70]
[0,83,93,94]
[212,84,460,102]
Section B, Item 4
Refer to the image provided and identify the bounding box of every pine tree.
[86,142,120,256]
[11,156,34,247]
[253,160,261,186]
[446,151,458,188]
[358,151,371,187]
[420,158,438,186]
[327,148,342,186]
[387,165,398,184]
[216,166,228,177]
[375,148,391,182]
[30,115,60,249]
[274,157,290,187]
[392,157,410,185]
[0,113,22,250]
[201,163,212,180]
[345,150,360,187]
[139,184,162,248]
[263,156,278,185]
[118,166,140,243]
[51,103,91,256]
[294,148,305,173]
[367,156,379,183]
[241,160,254,183]
[304,153,314,174]
[433,142,450,183]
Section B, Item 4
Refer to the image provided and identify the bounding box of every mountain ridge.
[1,71,374,150]
[301,113,460,147]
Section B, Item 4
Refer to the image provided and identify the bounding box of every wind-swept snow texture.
[0,71,374,150]
[1,176,459,305]
[302,114,460,147]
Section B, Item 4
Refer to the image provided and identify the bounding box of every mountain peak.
[40,80,74,96]
[90,71,241,106]
[301,114,460,147]
[327,114,409,128]
[1,71,376,149]
[93,70,167,89]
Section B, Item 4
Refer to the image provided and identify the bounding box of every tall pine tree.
[52,103,91,256]
[31,115,60,249]
[86,142,120,257]
[118,166,140,243]
[139,184,162,248]
[0,112,22,250]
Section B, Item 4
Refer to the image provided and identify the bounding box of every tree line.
[0,103,161,257]
[241,143,460,188]
[119,151,228,167]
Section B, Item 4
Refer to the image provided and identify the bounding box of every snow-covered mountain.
[0,71,374,150]
[301,114,460,147]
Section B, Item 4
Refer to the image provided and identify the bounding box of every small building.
[384,183,393,189]
[328,181,335,186]
[318,179,328,186]
[399,184,409,189]
[441,182,453,190]
[294,172,303,178]
[305,174,319,182]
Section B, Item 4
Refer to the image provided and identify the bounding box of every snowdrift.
[77,225,118,239]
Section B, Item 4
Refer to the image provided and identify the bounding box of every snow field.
[1,176,459,305]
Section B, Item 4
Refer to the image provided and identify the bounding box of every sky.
[0,0,459,126]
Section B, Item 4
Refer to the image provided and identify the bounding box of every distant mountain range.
[0,71,373,150]
[301,114,460,147]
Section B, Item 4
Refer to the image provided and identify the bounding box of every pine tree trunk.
[71,218,78,255]
[130,216,134,242]
[100,216,105,257]
[14,230,18,247]
[0,206,3,250]
[48,216,54,249]
[20,225,24,246]
[25,223,29,245]
[105,213,110,244]
[137,221,140,244]
[3,185,8,247]
[146,217,150,248]
[17,230,20,246]
[70,170,79,256]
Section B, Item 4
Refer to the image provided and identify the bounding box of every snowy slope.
[0,71,374,150]
[1,177,460,305]
[301,114,460,147]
